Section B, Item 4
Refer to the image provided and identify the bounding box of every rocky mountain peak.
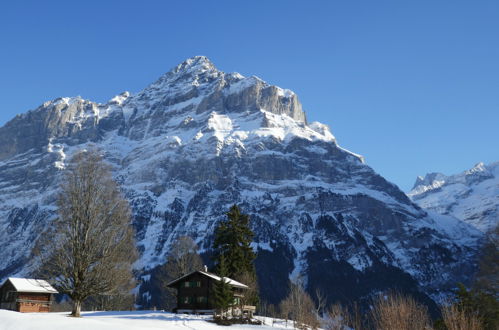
[465,162,491,178]
[172,55,217,75]
[117,57,309,141]
[411,172,446,192]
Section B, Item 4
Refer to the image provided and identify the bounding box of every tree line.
[259,283,498,330]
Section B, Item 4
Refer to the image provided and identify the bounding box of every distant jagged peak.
[409,161,498,232]
[409,161,497,197]
[411,172,447,192]
[465,162,488,175]
[452,161,495,183]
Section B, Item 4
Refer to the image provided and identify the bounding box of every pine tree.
[454,283,499,330]
[213,204,256,279]
[213,256,234,319]
[474,223,499,295]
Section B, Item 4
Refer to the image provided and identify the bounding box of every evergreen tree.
[474,223,499,295]
[213,204,256,279]
[213,256,234,319]
[454,283,499,330]
[447,223,499,330]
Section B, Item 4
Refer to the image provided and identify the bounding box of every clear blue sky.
[1,1,498,191]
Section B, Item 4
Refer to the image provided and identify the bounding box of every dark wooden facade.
[167,271,250,314]
[0,279,56,313]
[170,272,215,311]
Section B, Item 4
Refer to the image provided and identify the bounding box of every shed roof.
[166,270,249,289]
[3,278,58,294]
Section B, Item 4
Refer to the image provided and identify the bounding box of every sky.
[0,1,498,191]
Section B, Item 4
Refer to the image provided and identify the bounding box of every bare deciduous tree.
[168,236,204,277]
[323,303,350,330]
[314,288,326,317]
[85,287,136,312]
[441,302,483,330]
[322,302,362,330]
[236,271,260,310]
[258,301,278,325]
[279,278,320,330]
[40,150,137,317]
[370,292,431,330]
[157,236,203,310]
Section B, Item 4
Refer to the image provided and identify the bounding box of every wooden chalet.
[167,268,256,315]
[0,278,58,313]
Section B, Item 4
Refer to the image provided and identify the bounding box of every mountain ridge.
[409,161,499,232]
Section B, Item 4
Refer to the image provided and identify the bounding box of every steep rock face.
[0,56,481,308]
[409,162,499,233]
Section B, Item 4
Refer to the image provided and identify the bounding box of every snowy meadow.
[0,310,293,330]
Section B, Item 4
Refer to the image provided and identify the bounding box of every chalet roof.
[2,277,58,294]
[166,270,249,289]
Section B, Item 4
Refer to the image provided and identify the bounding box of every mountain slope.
[0,56,482,309]
[409,162,499,233]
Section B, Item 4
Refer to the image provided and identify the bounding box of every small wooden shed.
[0,278,58,313]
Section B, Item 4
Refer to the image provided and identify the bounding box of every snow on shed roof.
[166,270,249,289]
[4,277,58,294]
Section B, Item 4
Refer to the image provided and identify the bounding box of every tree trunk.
[72,300,82,317]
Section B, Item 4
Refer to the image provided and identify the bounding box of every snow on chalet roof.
[166,270,249,289]
[4,277,58,294]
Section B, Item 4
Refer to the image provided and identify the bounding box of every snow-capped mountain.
[409,162,499,233]
[0,56,482,309]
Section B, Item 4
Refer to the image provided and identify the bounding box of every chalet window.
[183,281,201,288]
[196,296,206,303]
[181,296,192,304]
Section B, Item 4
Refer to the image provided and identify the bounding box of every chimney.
[204,265,208,272]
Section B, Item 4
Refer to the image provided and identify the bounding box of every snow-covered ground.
[0,310,293,330]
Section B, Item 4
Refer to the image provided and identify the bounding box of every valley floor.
[0,310,292,330]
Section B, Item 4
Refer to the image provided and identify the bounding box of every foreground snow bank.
[0,310,292,330]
